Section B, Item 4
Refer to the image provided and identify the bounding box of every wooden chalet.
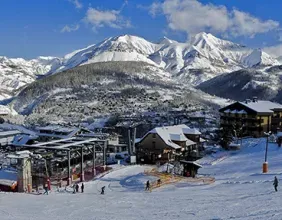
[136,124,202,164]
[219,98,282,137]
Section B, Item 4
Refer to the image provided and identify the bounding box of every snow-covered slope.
[0,56,62,100]
[0,33,280,101]
[56,35,159,73]
[58,33,280,86]
[151,33,280,84]
[1,138,282,220]
[197,65,282,101]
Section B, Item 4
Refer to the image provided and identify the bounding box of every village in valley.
[1,96,282,219]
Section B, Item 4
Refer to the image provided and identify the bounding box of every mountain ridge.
[0,33,280,101]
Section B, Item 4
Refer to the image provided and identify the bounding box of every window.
[152,141,156,149]
[152,133,156,138]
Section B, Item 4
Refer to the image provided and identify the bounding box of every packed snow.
[1,138,282,219]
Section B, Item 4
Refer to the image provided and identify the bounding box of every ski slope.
[1,138,282,220]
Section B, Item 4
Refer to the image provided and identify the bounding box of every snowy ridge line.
[1,32,281,102]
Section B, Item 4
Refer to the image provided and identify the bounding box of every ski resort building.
[35,126,94,141]
[136,124,203,164]
[0,130,22,148]
[219,98,282,137]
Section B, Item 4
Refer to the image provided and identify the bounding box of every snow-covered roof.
[239,101,282,113]
[0,130,21,138]
[12,134,38,146]
[179,160,203,168]
[170,133,187,142]
[7,150,32,159]
[224,109,231,113]
[36,126,91,139]
[182,128,201,135]
[139,124,198,149]
[36,125,76,133]
[186,139,196,146]
[0,123,36,136]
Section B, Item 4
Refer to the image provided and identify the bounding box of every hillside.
[12,61,219,124]
[197,66,282,102]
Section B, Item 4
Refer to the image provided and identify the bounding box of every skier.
[73,184,76,194]
[76,184,79,193]
[81,183,84,193]
[157,179,161,187]
[274,176,278,192]
[43,183,48,195]
[101,186,105,195]
[145,180,150,191]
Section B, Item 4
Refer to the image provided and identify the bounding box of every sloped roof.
[239,101,282,113]
[179,160,202,168]
[139,124,198,149]
[182,128,201,135]
[169,133,187,142]
[186,139,197,146]
[0,130,21,138]
[12,134,38,146]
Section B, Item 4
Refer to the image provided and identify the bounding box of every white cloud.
[61,24,80,33]
[149,2,162,18]
[68,0,83,9]
[264,44,282,58]
[230,10,279,38]
[149,0,279,38]
[84,7,131,30]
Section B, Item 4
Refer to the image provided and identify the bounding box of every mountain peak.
[194,32,209,37]
[114,34,145,42]
[158,36,177,45]
[243,48,279,67]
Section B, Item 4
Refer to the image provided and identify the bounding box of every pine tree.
[219,124,234,149]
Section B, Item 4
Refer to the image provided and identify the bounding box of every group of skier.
[145,179,162,191]
[42,177,279,196]
[73,183,84,193]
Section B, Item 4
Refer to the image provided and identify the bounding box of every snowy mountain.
[0,33,280,101]
[58,33,280,85]
[0,56,62,100]
[197,65,282,101]
[55,35,160,74]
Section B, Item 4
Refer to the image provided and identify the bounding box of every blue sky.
[1,0,282,59]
